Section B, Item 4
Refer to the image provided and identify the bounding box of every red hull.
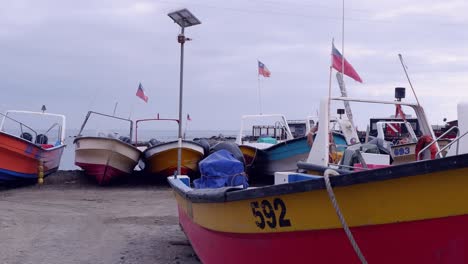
[179,207,468,264]
[75,162,128,185]
[0,132,64,181]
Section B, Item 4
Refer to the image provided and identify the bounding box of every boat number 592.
[250,198,291,229]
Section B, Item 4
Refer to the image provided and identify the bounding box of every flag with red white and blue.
[258,60,271,77]
[136,82,149,103]
[331,43,362,83]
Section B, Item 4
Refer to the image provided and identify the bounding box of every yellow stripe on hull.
[146,148,203,175]
[175,167,468,233]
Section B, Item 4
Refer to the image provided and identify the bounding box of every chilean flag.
[331,43,363,83]
[258,60,271,77]
[136,82,148,103]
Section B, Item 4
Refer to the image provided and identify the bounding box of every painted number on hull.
[250,198,291,229]
[393,147,410,156]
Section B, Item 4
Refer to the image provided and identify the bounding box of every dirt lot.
[0,171,200,264]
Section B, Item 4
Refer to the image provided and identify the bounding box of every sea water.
[60,129,238,170]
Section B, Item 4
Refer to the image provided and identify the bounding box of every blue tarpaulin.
[194,149,249,189]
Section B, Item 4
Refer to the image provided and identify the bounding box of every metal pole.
[341,0,345,77]
[398,54,421,106]
[257,75,263,114]
[177,27,185,176]
[336,73,355,128]
[113,102,118,116]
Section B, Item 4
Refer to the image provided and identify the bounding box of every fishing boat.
[236,114,310,179]
[136,117,205,178]
[74,111,141,185]
[0,108,66,183]
[168,93,468,263]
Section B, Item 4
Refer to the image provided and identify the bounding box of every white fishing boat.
[74,111,141,185]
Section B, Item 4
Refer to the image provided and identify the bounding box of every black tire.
[194,138,210,157]
[210,142,245,166]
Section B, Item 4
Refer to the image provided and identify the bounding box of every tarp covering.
[194,149,249,189]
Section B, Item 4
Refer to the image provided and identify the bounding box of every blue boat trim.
[264,137,310,161]
[288,173,322,183]
[0,168,36,181]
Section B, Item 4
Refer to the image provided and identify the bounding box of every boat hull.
[179,207,468,264]
[170,152,468,263]
[261,136,310,175]
[240,137,310,179]
[0,132,64,182]
[143,140,204,178]
[74,137,141,185]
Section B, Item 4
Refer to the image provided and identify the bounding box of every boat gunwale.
[142,139,205,155]
[0,131,67,152]
[169,152,468,203]
[73,135,140,151]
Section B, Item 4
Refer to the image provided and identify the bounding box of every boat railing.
[436,128,468,157]
[417,126,459,159]
[0,112,38,141]
[78,111,133,139]
[44,122,63,144]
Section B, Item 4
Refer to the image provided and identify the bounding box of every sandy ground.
[0,171,200,264]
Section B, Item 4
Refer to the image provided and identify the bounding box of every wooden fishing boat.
[136,118,205,178]
[143,140,205,176]
[169,151,468,263]
[236,114,310,179]
[168,95,468,263]
[74,111,141,185]
[0,109,66,183]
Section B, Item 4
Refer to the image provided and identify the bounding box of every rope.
[323,169,368,264]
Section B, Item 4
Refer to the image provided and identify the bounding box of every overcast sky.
[1,0,467,131]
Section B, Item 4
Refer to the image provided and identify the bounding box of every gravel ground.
[0,171,200,264]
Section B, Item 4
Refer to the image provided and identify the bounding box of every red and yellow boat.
[168,96,468,263]
[136,118,205,178]
[0,109,66,183]
[143,140,205,177]
[169,154,468,263]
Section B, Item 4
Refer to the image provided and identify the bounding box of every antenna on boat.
[113,102,118,116]
[41,105,46,113]
[398,54,421,106]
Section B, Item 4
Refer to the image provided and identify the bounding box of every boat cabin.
[236,114,294,147]
[287,119,316,138]
[368,117,421,143]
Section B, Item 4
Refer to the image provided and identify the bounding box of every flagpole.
[183,116,189,139]
[338,0,356,129]
[329,39,334,118]
[341,0,345,75]
[257,74,263,115]
[328,66,333,109]
[398,54,421,106]
[128,102,135,119]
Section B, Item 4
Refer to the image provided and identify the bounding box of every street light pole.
[177,27,186,176]
[168,8,201,177]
